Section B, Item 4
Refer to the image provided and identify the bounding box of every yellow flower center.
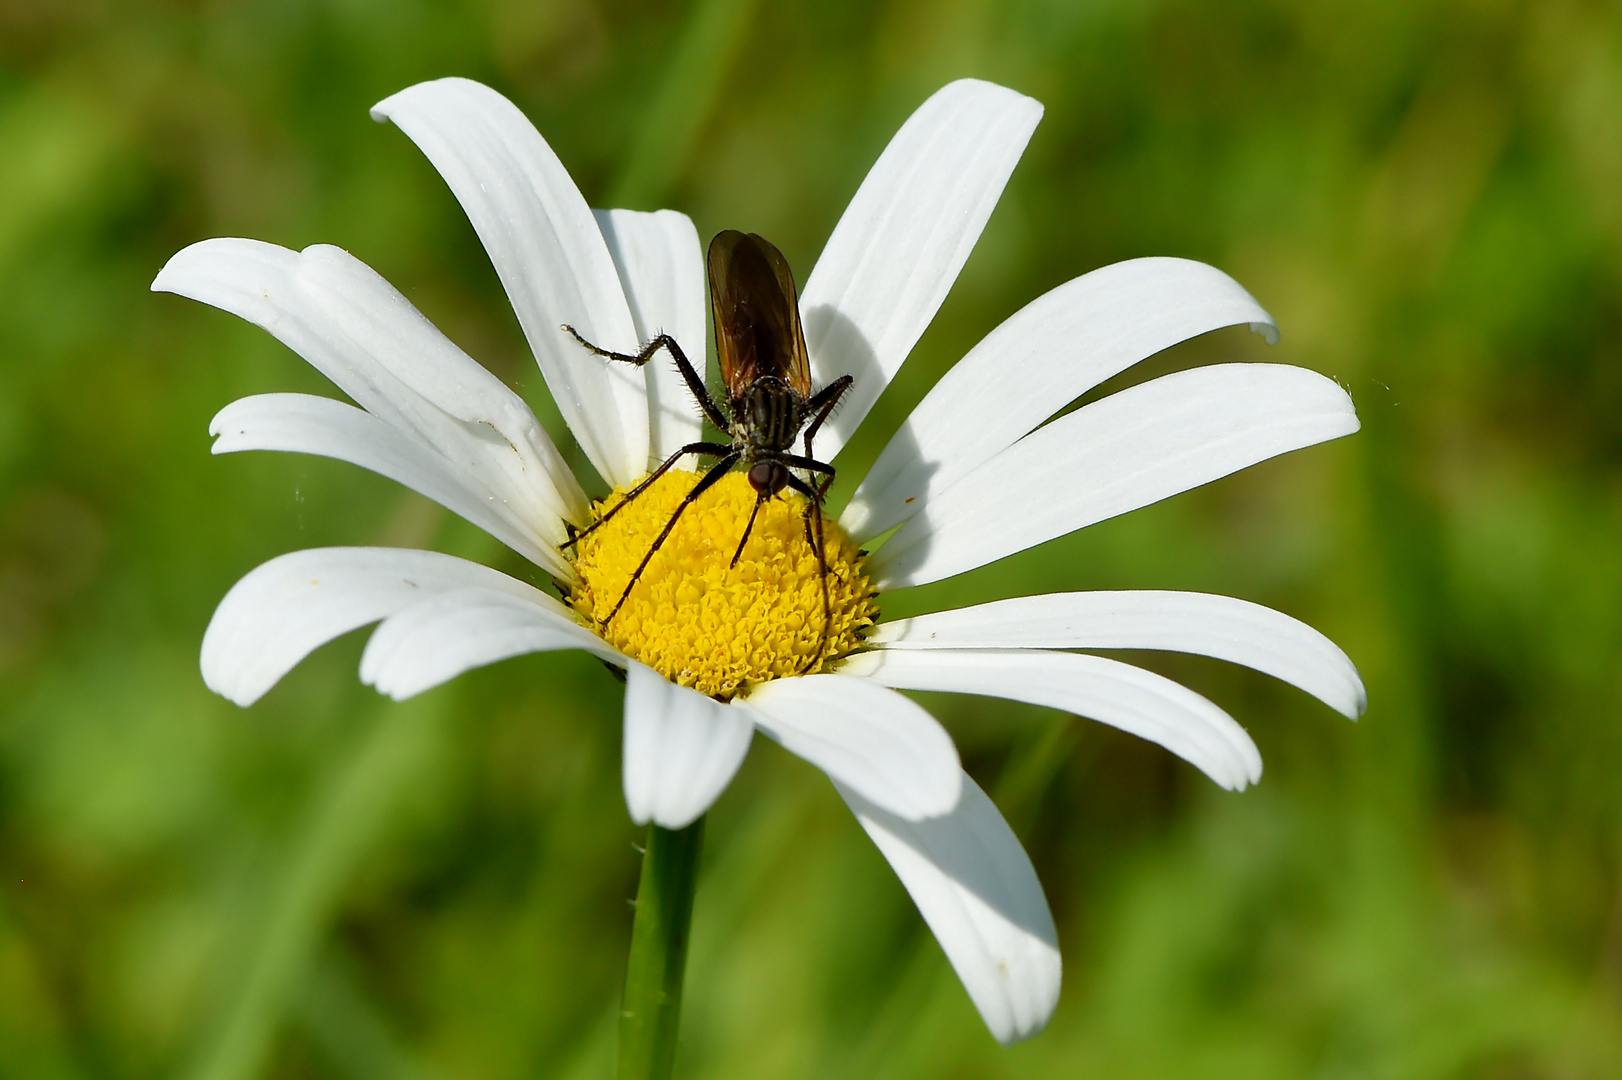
[567,469,877,699]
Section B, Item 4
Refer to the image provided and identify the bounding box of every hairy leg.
[561,441,731,551]
[562,325,729,431]
[600,452,741,627]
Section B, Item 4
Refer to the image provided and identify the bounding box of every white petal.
[210,393,570,579]
[799,79,1043,461]
[837,772,1060,1045]
[372,78,650,487]
[359,585,619,700]
[872,363,1359,589]
[741,674,961,820]
[292,244,588,526]
[869,590,1366,719]
[154,238,587,533]
[846,649,1262,791]
[622,664,753,829]
[842,258,1278,541]
[594,209,708,463]
[202,548,553,707]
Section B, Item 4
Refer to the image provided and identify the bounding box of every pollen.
[567,469,877,700]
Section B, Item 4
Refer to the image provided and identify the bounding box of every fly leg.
[800,374,853,462]
[782,452,835,495]
[782,453,844,584]
[732,455,829,570]
[784,471,834,674]
[561,441,732,552]
[791,373,850,572]
[600,452,741,627]
[562,325,730,431]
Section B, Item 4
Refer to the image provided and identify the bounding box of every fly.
[560,230,853,672]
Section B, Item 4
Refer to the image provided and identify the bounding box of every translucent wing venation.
[708,230,813,400]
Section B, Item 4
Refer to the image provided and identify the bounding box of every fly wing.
[708,230,813,400]
[751,233,812,398]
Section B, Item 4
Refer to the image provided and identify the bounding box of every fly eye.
[746,457,778,486]
[748,461,784,493]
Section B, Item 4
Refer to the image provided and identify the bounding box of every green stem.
[617,818,705,1080]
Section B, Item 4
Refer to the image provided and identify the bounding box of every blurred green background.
[3,0,1621,1077]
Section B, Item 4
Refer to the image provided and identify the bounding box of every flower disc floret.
[568,469,876,699]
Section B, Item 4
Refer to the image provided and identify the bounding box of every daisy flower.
[154,77,1364,1045]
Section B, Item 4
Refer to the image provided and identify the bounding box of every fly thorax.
[737,379,800,450]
